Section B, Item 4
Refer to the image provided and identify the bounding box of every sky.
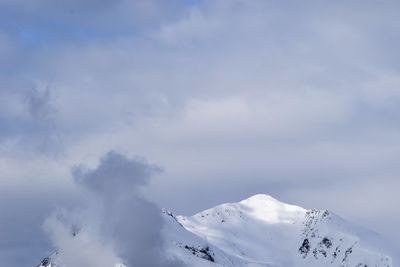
[1,0,400,266]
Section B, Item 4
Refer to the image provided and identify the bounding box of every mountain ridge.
[38,194,395,267]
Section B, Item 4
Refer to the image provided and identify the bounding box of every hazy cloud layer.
[1,0,400,265]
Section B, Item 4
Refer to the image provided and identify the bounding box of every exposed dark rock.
[342,246,353,263]
[183,245,215,262]
[38,257,50,267]
[322,237,332,248]
[299,238,311,257]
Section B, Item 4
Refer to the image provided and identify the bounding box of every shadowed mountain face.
[39,194,395,267]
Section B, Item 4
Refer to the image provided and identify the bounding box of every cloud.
[1,0,400,264]
[25,86,56,120]
[45,151,184,267]
[73,151,161,197]
[0,181,76,266]
[44,209,121,267]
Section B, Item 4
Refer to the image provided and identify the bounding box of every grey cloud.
[22,86,62,155]
[73,151,161,197]
[25,86,56,120]
[46,151,184,267]
[0,85,62,156]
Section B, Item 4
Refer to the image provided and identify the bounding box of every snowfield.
[39,194,395,267]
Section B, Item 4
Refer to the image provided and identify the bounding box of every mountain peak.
[240,193,276,202]
[239,193,302,209]
[237,194,306,224]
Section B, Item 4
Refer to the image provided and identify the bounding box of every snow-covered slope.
[38,194,395,267]
[174,194,393,267]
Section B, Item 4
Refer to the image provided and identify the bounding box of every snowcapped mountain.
[38,194,395,267]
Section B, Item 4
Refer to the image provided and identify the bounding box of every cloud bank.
[1,1,400,265]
